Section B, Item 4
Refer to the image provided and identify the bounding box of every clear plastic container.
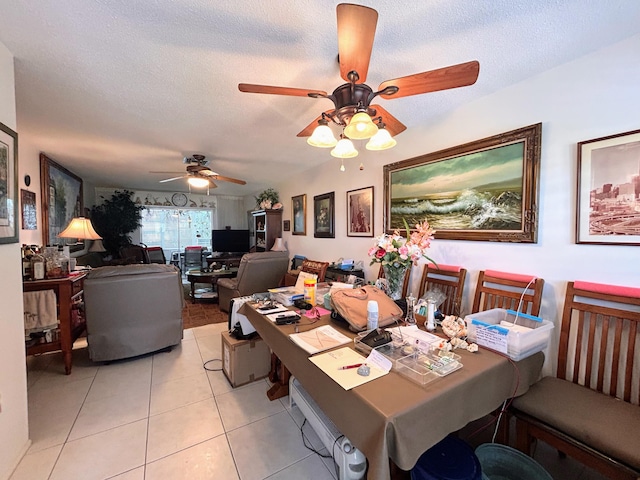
[396,347,463,385]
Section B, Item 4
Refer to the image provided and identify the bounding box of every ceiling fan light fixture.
[188,176,210,188]
[331,137,358,158]
[344,111,378,140]
[366,125,397,151]
[307,123,338,148]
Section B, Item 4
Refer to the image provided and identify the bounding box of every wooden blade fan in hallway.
[238,3,479,141]
[151,155,247,188]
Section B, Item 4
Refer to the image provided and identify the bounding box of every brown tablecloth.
[240,304,544,480]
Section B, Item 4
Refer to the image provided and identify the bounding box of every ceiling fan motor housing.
[329,83,376,126]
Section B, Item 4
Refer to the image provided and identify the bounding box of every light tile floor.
[12,323,612,480]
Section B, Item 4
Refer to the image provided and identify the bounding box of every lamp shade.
[271,237,287,251]
[366,126,397,150]
[307,123,337,148]
[188,176,210,188]
[344,111,378,140]
[58,217,102,240]
[89,239,107,252]
[331,137,359,158]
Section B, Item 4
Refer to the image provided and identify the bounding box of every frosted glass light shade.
[331,138,359,158]
[307,124,337,147]
[188,176,210,188]
[366,127,397,150]
[344,111,378,140]
[58,217,102,240]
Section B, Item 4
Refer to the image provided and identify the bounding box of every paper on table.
[309,347,389,390]
[289,325,351,354]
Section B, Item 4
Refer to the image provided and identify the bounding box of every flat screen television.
[211,229,250,255]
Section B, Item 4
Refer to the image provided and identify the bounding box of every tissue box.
[465,308,553,361]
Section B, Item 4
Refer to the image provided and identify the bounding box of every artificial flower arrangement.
[255,188,282,210]
[367,219,436,268]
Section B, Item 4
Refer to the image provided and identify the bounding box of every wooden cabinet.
[23,272,87,374]
[252,209,282,252]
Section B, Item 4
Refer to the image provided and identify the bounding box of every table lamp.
[58,217,102,241]
[271,238,287,252]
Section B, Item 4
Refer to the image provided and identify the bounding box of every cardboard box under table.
[221,331,270,387]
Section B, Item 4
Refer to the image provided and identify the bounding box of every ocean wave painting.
[384,124,542,242]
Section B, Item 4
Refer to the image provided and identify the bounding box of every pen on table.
[339,363,363,370]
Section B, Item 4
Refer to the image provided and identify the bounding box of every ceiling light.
[344,111,378,140]
[188,176,210,188]
[307,118,337,148]
[331,137,358,158]
[366,123,397,150]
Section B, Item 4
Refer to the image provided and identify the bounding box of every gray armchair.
[217,251,289,313]
[83,264,183,362]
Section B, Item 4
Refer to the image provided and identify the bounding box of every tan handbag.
[330,285,403,332]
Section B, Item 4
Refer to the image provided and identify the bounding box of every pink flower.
[375,248,386,259]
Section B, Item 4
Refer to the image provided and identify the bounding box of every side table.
[187,269,238,304]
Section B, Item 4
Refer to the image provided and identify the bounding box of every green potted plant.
[255,188,282,210]
[89,190,145,257]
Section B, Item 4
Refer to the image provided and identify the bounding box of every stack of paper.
[309,347,390,390]
[289,325,351,355]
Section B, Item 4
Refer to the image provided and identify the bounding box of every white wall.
[0,41,30,480]
[275,34,640,373]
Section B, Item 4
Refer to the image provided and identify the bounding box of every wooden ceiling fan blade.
[211,175,247,185]
[370,104,407,137]
[297,110,335,137]
[337,3,378,83]
[238,84,327,97]
[378,60,480,99]
[159,175,187,183]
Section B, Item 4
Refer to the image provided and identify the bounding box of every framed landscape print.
[40,153,84,250]
[383,123,542,243]
[347,186,374,237]
[576,129,640,245]
[292,194,306,235]
[313,191,335,238]
[0,122,18,244]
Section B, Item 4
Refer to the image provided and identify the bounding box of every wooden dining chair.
[378,263,412,298]
[145,246,166,264]
[418,263,467,316]
[300,259,329,282]
[471,269,544,316]
[511,281,640,479]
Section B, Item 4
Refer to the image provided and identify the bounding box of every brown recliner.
[217,251,289,313]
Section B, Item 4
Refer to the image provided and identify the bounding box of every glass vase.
[382,263,409,301]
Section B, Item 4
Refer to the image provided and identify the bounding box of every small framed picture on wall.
[347,186,374,237]
[292,194,306,235]
[313,192,335,238]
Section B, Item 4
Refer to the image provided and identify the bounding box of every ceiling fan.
[238,3,479,156]
[151,155,247,189]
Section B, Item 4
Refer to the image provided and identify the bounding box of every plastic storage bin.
[411,435,483,480]
[465,309,553,361]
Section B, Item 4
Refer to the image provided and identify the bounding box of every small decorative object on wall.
[283,220,291,232]
[292,194,306,236]
[384,123,542,243]
[21,189,37,230]
[0,122,18,244]
[41,153,84,250]
[576,129,640,245]
[347,186,374,237]
[314,191,335,238]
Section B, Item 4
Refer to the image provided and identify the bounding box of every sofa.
[83,263,184,362]
[217,251,289,313]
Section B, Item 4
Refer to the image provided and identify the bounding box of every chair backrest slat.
[418,264,466,317]
[557,281,640,405]
[472,270,544,317]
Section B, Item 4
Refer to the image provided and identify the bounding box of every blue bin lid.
[412,435,482,480]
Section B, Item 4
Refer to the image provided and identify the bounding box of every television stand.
[206,253,243,269]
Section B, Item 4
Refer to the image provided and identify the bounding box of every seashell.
[467,343,479,353]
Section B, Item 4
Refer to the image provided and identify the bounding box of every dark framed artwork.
[283,219,291,232]
[40,153,84,250]
[347,186,374,237]
[313,191,335,238]
[0,122,18,244]
[384,123,542,243]
[576,129,640,245]
[292,194,306,235]
[21,189,37,230]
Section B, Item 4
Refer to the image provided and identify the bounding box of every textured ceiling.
[1,1,639,196]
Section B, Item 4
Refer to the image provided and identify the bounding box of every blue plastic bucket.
[411,435,483,480]
[475,444,553,480]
